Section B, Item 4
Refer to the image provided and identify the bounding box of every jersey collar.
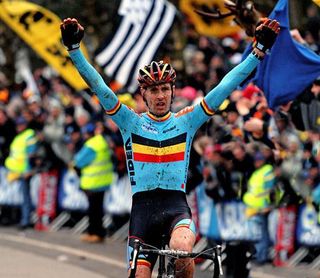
[147,111,171,122]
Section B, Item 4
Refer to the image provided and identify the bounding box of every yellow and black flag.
[0,0,89,91]
[180,0,241,38]
[313,0,320,7]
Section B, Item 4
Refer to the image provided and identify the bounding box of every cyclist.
[60,18,280,278]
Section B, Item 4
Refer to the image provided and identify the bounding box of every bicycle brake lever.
[216,245,223,276]
[131,239,141,270]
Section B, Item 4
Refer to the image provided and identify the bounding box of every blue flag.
[242,0,320,109]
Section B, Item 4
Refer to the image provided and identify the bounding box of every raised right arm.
[68,49,119,112]
[61,18,138,128]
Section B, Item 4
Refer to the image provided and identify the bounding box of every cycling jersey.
[105,103,211,194]
[69,50,260,195]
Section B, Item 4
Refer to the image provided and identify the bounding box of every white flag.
[95,0,176,92]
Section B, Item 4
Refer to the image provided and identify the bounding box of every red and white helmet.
[137,61,176,88]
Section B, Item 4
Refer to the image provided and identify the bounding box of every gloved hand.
[60,18,84,51]
[253,18,280,54]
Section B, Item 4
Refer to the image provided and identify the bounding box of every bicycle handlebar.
[140,248,216,260]
[141,246,223,276]
[129,239,223,277]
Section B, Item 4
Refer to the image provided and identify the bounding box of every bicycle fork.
[166,257,175,278]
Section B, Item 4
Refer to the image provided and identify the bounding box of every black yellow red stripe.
[132,133,187,163]
[147,111,171,122]
[105,100,121,115]
[129,259,151,268]
[200,99,215,116]
[137,260,151,268]
[133,142,186,155]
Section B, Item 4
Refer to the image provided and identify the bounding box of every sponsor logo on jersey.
[163,125,176,134]
[125,138,136,186]
[141,123,158,134]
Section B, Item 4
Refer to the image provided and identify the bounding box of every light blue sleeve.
[204,53,260,111]
[176,52,261,132]
[26,134,38,171]
[69,49,139,130]
[69,49,118,111]
[26,137,37,155]
[264,169,275,190]
[74,146,96,168]
[312,184,320,205]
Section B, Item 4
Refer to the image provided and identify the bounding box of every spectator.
[26,95,46,130]
[71,122,114,243]
[4,116,38,230]
[299,76,320,132]
[269,110,299,151]
[231,142,255,199]
[223,101,244,140]
[301,141,319,196]
[65,121,83,154]
[43,98,65,143]
[243,152,276,265]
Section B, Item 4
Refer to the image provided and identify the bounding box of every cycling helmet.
[137,61,176,88]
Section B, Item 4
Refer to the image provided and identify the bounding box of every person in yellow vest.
[71,122,114,243]
[5,116,37,229]
[243,151,275,265]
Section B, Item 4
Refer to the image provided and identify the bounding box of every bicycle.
[129,237,223,278]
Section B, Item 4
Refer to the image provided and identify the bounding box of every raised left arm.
[204,18,280,111]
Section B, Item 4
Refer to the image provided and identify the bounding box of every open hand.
[253,18,280,54]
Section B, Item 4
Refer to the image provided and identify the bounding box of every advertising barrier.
[35,170,58,231]
[196,184,262,241]
[273,206,297,266]
[1,166,320,254]
[0,167,40,207]
[58,169,88,212]
[58,170,132,215]
[296,204,320,246]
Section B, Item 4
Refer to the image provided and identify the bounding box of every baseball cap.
[15,116,28,126]
[81,122,95,134]
[254,152,265,161]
